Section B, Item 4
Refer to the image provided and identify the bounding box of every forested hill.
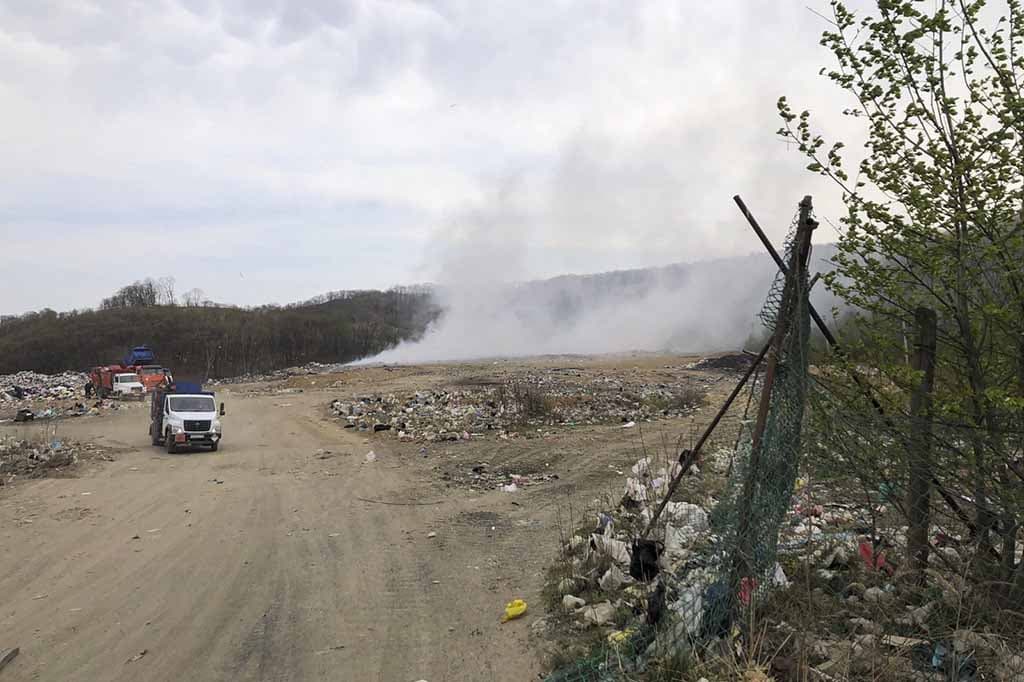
[0,286,439,378]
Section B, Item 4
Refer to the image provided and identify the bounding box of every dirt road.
[0,390,547,682]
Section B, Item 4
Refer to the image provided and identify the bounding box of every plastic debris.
[363,451,377,463]
[501,599,527,623]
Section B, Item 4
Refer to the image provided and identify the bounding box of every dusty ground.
[0,353,747,682]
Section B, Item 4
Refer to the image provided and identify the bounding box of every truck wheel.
[209,441,219,452]
[166,431,177,454]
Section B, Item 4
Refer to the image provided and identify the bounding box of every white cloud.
[0,0,868,314]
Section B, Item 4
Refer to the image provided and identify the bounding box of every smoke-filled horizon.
[363,245,842,365]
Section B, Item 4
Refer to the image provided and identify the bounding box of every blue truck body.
[124,345,156,366]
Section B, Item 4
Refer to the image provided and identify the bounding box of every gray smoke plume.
[363,123,844,365]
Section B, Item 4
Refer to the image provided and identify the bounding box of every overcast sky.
[0,0,864,315]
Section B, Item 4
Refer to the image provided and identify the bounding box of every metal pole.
[733,195,983,547]
[642,341,770,538]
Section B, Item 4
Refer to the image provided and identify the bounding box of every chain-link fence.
[538,198,1024,681]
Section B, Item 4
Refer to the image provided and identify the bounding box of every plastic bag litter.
[364,451,377,463]
[501,483,518,493]
[501,598,527,623]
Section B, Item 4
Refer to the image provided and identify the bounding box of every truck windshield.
[116,375,137,383]
[169,396,215,412]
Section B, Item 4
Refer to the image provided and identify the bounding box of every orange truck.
[134,365,172,392]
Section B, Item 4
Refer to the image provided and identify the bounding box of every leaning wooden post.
[906,306,937,578]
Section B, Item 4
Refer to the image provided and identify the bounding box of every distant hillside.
[0,288,439,378]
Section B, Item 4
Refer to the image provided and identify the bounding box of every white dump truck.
[149,382,224,453]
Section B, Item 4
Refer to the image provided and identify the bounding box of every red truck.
[88,365,146,400]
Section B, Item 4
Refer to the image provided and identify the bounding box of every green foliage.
[0,287,439,379]
[780,0,1024,584]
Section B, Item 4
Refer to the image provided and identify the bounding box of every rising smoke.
[363,123,843,365]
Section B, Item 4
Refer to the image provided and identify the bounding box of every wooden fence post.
[906,306,937,577]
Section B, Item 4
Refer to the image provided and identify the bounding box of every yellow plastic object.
[500,599,527,623]
[607,627,636,648]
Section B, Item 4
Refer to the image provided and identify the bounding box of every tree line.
[0,284,439,379]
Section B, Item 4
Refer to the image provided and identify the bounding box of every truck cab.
[113,372,145,400]
[150,384,223,453]
[136,365,169,392]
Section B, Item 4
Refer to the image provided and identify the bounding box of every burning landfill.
[329,371,713,443]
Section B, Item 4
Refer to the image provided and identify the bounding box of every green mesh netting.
[545,204,813,681]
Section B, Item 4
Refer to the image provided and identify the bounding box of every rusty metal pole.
[642,340,770,538]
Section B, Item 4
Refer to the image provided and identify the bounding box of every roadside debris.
[501,598,528,623]
[125,649,148,664]
[1,437,112,486]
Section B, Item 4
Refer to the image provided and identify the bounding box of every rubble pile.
[0,437,111,485]
[0,371,87,408]
[212,362,347,385]
[330,373,711,442]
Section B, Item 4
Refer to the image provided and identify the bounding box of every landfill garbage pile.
[211,362,348,385]
[330,373,710,443]
[539,452,1021,682]
[0,436,112,486]
[0,371,87,408]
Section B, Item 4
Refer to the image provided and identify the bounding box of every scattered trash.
[0,647,19,673]
[427,531,437,538]
[327,371,707,443]
[562,595,587,611]
[580,602,616,626]
[607,627,637,648]
[364,451,377,463]
[31,594,47,600]
[125,649,148,664]
[501,598,528,623]
[500,483,518,493]
[629,538,664,582]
